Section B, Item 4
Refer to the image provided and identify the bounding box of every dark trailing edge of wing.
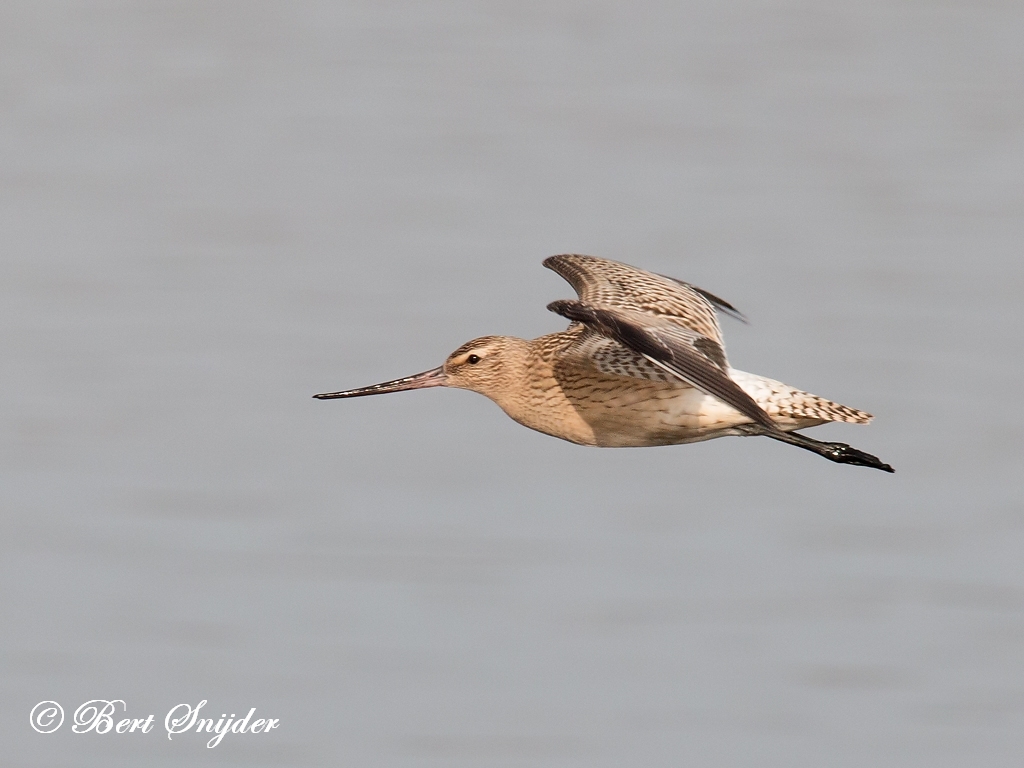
[657,274,748,324]
[547,299,777,431]
[693,337,728,370]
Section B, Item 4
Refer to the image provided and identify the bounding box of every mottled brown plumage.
[315,255,893,472]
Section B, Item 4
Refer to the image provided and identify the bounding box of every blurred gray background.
[3,1,1023,766]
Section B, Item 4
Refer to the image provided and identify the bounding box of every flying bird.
[315,255,893,472]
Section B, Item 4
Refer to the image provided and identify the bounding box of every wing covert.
[544,254,737,345]
[548,299,777,432]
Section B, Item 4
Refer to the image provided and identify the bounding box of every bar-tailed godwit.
[315,255,893,472]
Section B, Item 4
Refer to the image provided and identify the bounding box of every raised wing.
[548,299,777,432]
[543,254,741,346]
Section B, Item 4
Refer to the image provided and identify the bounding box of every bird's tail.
[775,389,873,424]
[729,370,873,426]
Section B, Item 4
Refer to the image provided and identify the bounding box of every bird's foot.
[819,442,895,473]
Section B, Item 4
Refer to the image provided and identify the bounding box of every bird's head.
[313,335,529,403]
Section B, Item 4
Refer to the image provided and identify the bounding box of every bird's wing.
[543,254,743,348]
[549,299,777,432]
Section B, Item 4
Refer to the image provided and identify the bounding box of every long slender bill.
[313,366,447,399]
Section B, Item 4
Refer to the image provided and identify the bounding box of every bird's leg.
[739,426,894,473]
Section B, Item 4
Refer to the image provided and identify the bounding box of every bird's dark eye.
[467,354,481,365]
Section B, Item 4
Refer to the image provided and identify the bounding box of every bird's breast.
[489,355,740,448]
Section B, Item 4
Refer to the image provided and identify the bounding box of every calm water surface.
[2,2,1023,766]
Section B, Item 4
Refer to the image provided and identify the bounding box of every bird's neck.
[487,332,599,446]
